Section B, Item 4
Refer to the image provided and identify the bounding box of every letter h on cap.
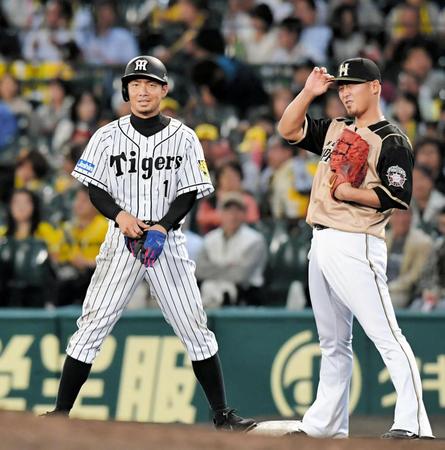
[338,63,349,77]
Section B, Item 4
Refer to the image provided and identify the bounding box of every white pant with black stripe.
[67,225,218,364]
[300,228,433,438]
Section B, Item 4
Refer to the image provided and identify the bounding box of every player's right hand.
[303,67,335,97]
[116,211,148,238]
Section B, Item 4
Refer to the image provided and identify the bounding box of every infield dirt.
[1,411,444,450]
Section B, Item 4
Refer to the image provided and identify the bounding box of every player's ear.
[371,80,380,96]
[161,84,169,98]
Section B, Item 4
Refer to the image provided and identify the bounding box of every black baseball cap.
[333,58,381,84]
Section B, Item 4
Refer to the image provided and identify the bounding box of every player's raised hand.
[303,67,335,97]
[116,211,148,238]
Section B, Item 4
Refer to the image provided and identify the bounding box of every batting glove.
[140,230,166,268]
[124,234,146,258]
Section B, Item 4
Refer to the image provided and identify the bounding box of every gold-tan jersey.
[293,116,414,239]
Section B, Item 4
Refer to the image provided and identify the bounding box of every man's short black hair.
[249,3,274,30]
[194,28,225,55]
[279,17,301,35]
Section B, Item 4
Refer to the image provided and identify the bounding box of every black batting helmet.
[121,56,168,102]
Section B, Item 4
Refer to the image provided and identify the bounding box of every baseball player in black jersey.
[44,55,256,431]
[278,58,434,439]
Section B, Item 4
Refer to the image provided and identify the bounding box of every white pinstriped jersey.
[67,115,219,364]
[72,115,214,222]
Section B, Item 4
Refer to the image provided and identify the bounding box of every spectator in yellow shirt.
[56,186,108,306]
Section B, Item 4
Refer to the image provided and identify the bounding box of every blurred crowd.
[0,0,444,311]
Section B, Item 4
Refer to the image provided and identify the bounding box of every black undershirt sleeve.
[89,184,197,231]
[88,183,123,221]
[157,191,197,231]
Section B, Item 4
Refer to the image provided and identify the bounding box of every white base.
[248,420,304,437]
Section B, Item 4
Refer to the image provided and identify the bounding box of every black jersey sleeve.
[289,115,332,155]
[373,136,414,211]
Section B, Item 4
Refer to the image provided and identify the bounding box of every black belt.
[313,223,329,230]
[144,220,180,231]
[115,219,180,230]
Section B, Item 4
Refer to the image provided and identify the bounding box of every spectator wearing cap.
[411,164,445,234]
[386,208,433,308]
[239,3,278,64]
[196,160,260,234]
[237,124,268,194]
[270,17,311,65]
[194,123,222,181]
[195,192,267,308]
[160,97,181,119]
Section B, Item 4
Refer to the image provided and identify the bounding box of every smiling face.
[128,78,168,118]
[337,80,380,118]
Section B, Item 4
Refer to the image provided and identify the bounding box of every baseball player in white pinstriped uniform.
[45,56,256,431]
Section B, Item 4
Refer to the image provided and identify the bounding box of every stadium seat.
[260,220,311,306]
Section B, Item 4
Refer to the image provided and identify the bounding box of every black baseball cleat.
[40,410,69,417]
[213,408,256,432]
[381,429,418,439]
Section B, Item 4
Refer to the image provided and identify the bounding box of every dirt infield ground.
[1,411,444,450]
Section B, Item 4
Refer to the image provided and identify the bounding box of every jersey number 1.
[163,180,169,197]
